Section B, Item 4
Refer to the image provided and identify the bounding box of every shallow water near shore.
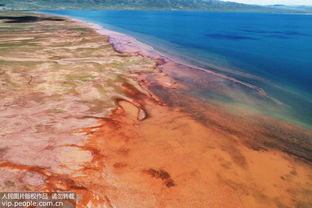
[42,10,312,127]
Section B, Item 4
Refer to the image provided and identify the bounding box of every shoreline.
[35,12,312,130]
[38,11,282,105]
[1,11,312,208]
[84,18,277,97]
[37,10,312,129]
[81,16,312,128]
[59,14,312,158]
[66,14,312,128]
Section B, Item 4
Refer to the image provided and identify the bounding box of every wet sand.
[0,12,312,208]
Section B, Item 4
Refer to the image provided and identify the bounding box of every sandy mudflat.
[0,12,312,208]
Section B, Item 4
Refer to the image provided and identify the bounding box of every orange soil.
[1,69,311,208]
[48,85,311,208]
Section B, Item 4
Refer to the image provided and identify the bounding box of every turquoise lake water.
[42,10,312,127]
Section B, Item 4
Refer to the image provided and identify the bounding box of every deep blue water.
[42,10,312,126]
